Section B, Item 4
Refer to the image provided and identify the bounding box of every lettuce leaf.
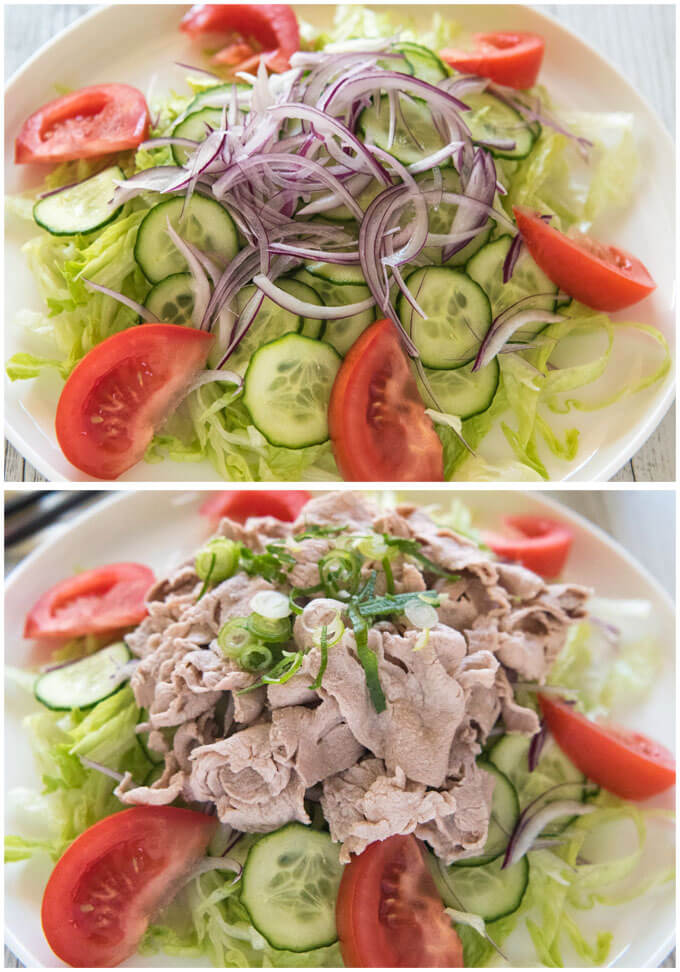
[306,4,462,51]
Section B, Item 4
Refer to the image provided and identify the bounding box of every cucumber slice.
[217,280,305,373]
[489,733,589,834]
[466,235,558,341]
[241,823,343,952]
[395,42,449,83]
[172,107,224,165]
[434,852,529,922]
[424,357,499,420]
[399,267,492,369]
[145,272,195,326]
[187,81,251,114]
[358,95,448,167]
[463,92,539,160]
[34,642,131,710]
[453,762,519,867]
[304,262,367,286]
[33,165,124,236]
[134,195,239,283]
[294,271,375,356]
[243,333,341,448]
[416,169,495,267]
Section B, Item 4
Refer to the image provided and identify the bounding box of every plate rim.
[3,3,676,482]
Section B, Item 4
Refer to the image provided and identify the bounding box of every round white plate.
[4,488,674,967]
[3,5,675,483]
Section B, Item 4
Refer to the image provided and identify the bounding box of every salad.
[6,489,675,968]
[6,5,671,482]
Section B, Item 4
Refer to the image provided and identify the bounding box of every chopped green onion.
[382,535,460,580]
[246,612,292,643]
[294,524,345,541]
[250,589,291,620]
[382,556,395,594]
[238,650,304,693]
[196,538,240,583]
[357,590,440,618]
[311,610,345,648]
[218,617,259,661]
[355,534,390,560]
[348,601,386,713]
[196,553,216,602]
[240,643,273,673]
[308,624,329,691]
[413,629,430,652]
[404,599,438,629]
[319,549,362,600]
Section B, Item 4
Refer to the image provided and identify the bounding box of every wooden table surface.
[4,488,675,968]
[3,3,675,482]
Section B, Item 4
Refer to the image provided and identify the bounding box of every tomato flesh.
[513,205,657,311]
[41,807,217,968]
[440,31,545,89]
[329,319,444,482]
[24,562,155,640]
[484,514,573,578]
[539,695,676,800]
[336,835,464,967]
[180,4,300,72]
[55,324,213,480]
[200,489,311,522]
[15,84,149,164]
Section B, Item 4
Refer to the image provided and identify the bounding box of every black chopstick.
[5,492,104,548]
[5,491,55,517]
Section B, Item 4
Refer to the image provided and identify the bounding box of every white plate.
[4,488,675,968]
[3,4,675,482]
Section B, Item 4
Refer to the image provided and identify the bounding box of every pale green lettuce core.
[5,8,669,482]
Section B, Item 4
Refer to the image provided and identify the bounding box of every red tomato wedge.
[539,695,676,801]
[200,489,311,523]
[328,319,444,482]
[24,562,155,640]
[336,834,464,968]
[440,31,545,89]
[41,807,217,968]
[513,206,657,311]
[55,324,213,480]
[15,84,149,165]
[180,4,300,73]
[484,514,573,578]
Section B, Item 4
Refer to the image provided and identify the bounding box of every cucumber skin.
[33,642,131,711]
[33,165,124,237]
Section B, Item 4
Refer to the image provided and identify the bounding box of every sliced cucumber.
[424,357,500,420]
[434,852,529,922]
[145,272,195,326]
[187,81,251,114]
[134,195,239,283]
[172,107,224,165]
[358,94,448,167]
[399,267,492,369]
[243,333,341,448]
[320,179,383,222]
[34,642,131,710]
[463,92,539,160]
[304,262,367,286]
[489,733,589,834]
[219,282,303,374]
[453,762,518,867]
[33,165,124,236]
[416,168,495,267]
[395,42,449,84]
[241,823,343,952]
[294,271,375,356]
[286,278,325,339]
[466,235,558,341]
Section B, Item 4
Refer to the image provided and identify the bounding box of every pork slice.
[292,491,379,532]
[189,723,309,831]
[126,563,201,657]
[173,647,266,724]
[267,675,318,709]
[415,761,495,865]
[396,505,499,583]
[216,514,294,552]
[496,563,545,601]
[288,537,334,590]
[321,758,459,862]
[179,573,276,644]
[447,649,501,777]
[436,576,511,630]
[496,668,540,735]
[115,761,185,807]
[271,697,365,787]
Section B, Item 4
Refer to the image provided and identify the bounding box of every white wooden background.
[3,489,675,969]
[2,4,675,482]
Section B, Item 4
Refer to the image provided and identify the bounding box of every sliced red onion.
[38,180,80,200]
[503,232,524,283]
[528,722,548,772]
[139,136,200,152]
[252,274,375,319]
[175,61,221,79]
[474,308,564,371]
[443,148,496,262]
[82,278,159,322]
[407,139,465,174]
[183,855,242,885]
[113,165,187,202]
[503,800,595,869]
[164,218,211,327]
[79,757,128,784]
[324,71,470,117]
[183,369,242,395]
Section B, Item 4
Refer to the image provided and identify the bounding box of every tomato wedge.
[24,562,155,640]
[329,319,444,481]
[513,206,657,311]
[41,807,217,967]
[484,515,573,578]
[336,834,463,967]
[55,324,213,480]
[180,4,300,73]
[440,31,545,89]
[200,489,311,522]
[15,84,149,165]
[539,695,676,801]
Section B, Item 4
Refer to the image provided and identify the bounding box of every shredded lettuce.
[306,4,462,51]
